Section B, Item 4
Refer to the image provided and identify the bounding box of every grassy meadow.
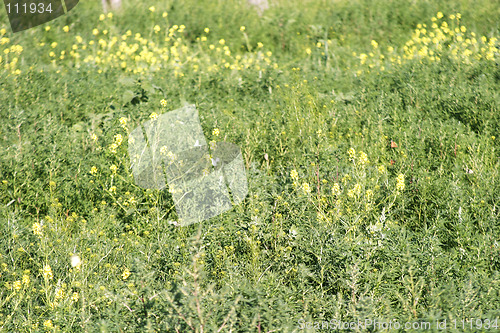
[0,0,499,331]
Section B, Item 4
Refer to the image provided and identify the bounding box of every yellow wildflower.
[396,174,405,191]
[43,265,53,281]
[55,287,64,300]
[114,134,123,146]
[122,268,131,280]
[353,183,361,196]
[302,182,311,194]
[358,151,369,165]
[348,148,356,160]
[332,182,341,196]
[13,280,22,291]
[32,222,43,236]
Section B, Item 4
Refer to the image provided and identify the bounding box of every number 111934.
[6,2,53,14]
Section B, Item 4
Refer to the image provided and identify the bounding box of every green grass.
[0,0,499,331]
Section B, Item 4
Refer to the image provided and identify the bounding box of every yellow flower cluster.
[43,264,53,281]
[355,12,498,72]
[1,28,24,75]
[29,21,277,76]
[32,222,43,237]
[122,267,131,280]
[396,173,405,191]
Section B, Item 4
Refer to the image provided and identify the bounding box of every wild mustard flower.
[149,6,155,12]
[13,280,22,292]
[378,165,386,174]
[110,164,118,174]
[63,25,69,32]
[302,182,311,194]
[348,148,356,161]
[366,189,374,201]
[290,169,298,181]
[212,128,220,136]
[122,268,131,280]
[109,143,118,154]
[332,182,341,196]
[166,151,176,162]
[149,112,158,120]
[341,174,351,183]
[119,117,127,128]
[114,134,123,146]
[71,292,79,302]
[396,174,405,191]
[358,151,369,165]
[353,183,362,196]
[43,265,53,281]
[55,287,64,300]
[160,99,167,107]
[90,166,98,175]
[43,320,54,329]
[32,222,43,236]
[22,274,30,285]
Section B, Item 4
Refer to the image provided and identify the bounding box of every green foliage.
[0,0,499,331]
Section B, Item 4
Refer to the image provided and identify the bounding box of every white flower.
[71,255,82,268]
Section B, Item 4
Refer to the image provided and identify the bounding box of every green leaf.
[122,90,136,105]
